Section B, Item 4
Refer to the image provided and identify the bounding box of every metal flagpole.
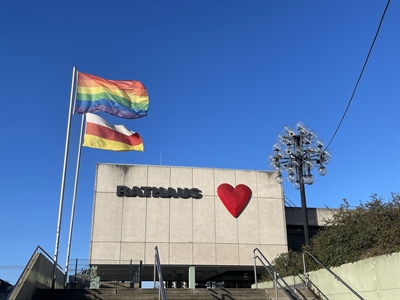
[64,113,85,285]
[52,66,77,288]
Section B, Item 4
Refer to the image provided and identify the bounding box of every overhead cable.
[325,0,391,150]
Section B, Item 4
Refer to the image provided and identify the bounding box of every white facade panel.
[145,197,170,243]
[193,195,216,244]
[91,193,123,242]
[170,198,192,243]
[121,198,146,242]
[193,168,214,196]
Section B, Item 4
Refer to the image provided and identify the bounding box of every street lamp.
[269,122,331,245]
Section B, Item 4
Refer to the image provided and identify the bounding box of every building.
[89,164,330,288]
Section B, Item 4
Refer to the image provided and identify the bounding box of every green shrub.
[263,193,400,279]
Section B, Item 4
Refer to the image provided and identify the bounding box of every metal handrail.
[253,248,300,300]
[303,251,364,300]
[154,246,167,300]
[6,246,63,300]
[296,273,328,300]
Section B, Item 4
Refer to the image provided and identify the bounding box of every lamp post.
[269,122,331,245]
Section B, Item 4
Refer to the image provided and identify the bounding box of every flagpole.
[52,66,77,288]
[64,113,85,285]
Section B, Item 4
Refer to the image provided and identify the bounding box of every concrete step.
[265,287,320,300]
[265,288,293,300]
[294,287,319,300]
[33,288,269,300]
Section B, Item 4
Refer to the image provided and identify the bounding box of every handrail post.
[253,254,258,289]
[154,246,167,300]
[274,270,278,300]
[154,253,157,289]
[130,259,133,288]
[74,258,78,284]
[302,252,309,288]
[139,260,143,288]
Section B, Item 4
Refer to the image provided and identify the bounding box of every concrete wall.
[90,164,288,266]
[8,252,65,300]
[254,252,400,300]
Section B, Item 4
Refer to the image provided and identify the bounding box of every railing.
[302,251,364,300]
[66,258,142,288]
[7,246,64,300]
[296,273,329,300]
[154,246,167,300]
[253,248,300,300]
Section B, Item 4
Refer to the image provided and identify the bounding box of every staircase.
[33,288,269,300]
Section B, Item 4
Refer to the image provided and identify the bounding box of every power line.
[325,0,391,150]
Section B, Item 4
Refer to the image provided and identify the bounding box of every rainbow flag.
[83,113,144,151]
[75,71,149,119]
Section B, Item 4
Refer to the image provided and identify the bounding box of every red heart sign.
[217,184,252,218]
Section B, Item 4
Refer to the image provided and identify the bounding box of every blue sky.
[0,0,398,285]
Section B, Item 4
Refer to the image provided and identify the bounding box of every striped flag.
[75,71,149,119]
[83,113,143,152]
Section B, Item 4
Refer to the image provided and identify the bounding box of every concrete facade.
[285,207,333,227]
[89,164,288,271]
